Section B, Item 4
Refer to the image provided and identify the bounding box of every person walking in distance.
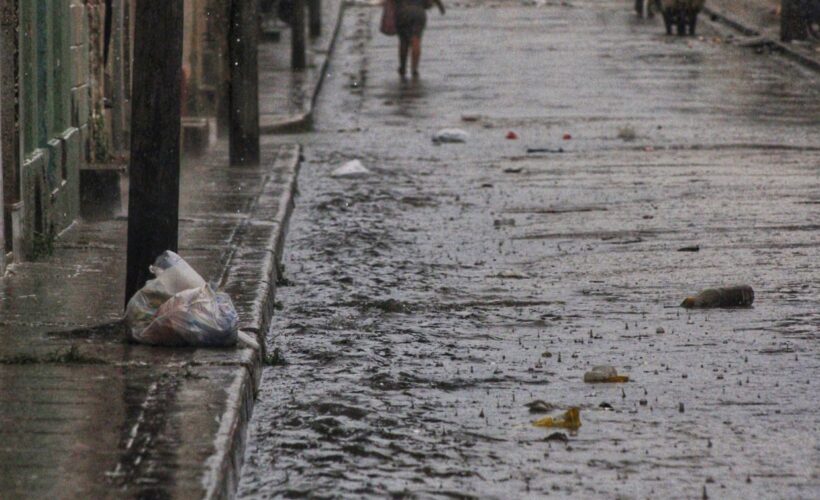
[396,0,445,79]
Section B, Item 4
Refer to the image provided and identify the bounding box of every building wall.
[71,0,91,157]
[83,0,108,163]
[183,0,230,119]
[1,0,222,263]
[15,0,84,259]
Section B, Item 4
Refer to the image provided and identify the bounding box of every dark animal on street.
[659,0,705,36]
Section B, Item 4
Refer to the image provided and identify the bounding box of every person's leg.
[410,35,422,77]
[399,35,409,77]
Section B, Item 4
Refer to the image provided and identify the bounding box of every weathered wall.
[15,0,85,259]
[71,0,91,162]
[81,0,131,161]
[2,0,223,261]
[184,0,230,118]
[83,0,108,163]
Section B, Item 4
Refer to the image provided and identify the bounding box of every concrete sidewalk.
[260,0,345,132]
[0,140,298,498]
[706,0,820,69]
[0,4,343,497]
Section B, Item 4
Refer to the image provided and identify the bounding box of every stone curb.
[199,0,345,489]
[704,6,820,72]
[201,145,301,500]
[259,0,347,134]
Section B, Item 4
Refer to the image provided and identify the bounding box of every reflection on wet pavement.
[239,1,819,497]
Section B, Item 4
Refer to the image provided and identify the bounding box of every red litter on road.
[506,131,518,140]
[562,133,572,140]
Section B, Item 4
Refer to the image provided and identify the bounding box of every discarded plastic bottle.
[681,285,755,308]
[583,365,629,383]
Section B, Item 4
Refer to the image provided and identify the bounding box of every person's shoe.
[398,67,407,78]
[412,70,420,79]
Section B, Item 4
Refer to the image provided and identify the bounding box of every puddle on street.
[239,1,819,498]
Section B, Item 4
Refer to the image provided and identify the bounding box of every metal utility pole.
[0,41,4,273]
[308,0,321,38]
[781,0,808,42]
[125,0,184,304]
[0,0,18,266]
[229,0,260,165]
[292,0,306,70]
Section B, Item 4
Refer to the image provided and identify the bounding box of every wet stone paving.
[239,0,820,498]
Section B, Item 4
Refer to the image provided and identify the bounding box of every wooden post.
[125,0,184,304]
[291,0,306,70]
[781,0,808,42]
[212,0,231,138]
[0,41,4,274]
[0,0,18,261]
[228,0,260,165]
[308,0,320,38]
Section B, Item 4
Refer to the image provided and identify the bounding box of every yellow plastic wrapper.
[533,407,581,430]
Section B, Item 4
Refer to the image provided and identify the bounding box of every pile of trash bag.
[124,251,239,347]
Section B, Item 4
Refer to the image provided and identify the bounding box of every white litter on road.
[331,160,372,178]
[433,128,469,144]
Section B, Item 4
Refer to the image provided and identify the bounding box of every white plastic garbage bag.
[137,284,238,347]
[331,160,371,178]
[432,128,469,144]
[124,250,238,347]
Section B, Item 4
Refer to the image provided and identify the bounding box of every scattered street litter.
[656,327,665,334]
[461,114,480,122]
[125,250,239,347]
[677,244,700,252]
[331,160,371,178]
[432,128,469,144]
[125,251,206,333]
[526,147,564,154]
[493,218,516,227]
[493,270,529,279]
[544,432,569,442]
[681,285,754,308]
[138,284,239,346]
[506,131,519,140]
[525,400,557,413]
[533,407,581,430]
[562,133,572,140]
[736,35,767,48]
[238,331,260,350]
[584,365,629,383]
[503,166,523,173]
[617,125,637,141]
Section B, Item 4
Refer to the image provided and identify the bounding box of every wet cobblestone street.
[239,1,820,497]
